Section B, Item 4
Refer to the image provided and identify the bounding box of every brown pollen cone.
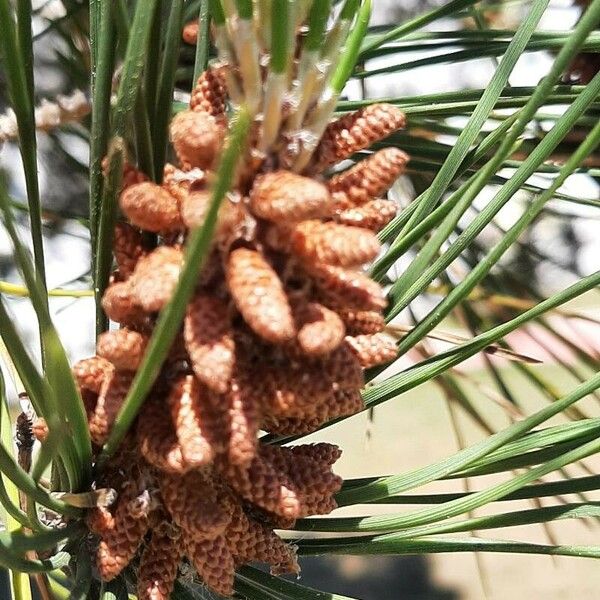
[261,414,325,435]
[225,375,261,465]
[250,170,332,222]
[291,220,381,267]
[129,247,183,312]
[277,388,364,433]
[228,509,299,575]
[101,280,147,327]
[87,505,116,536]
[336,198,398,233]
[137,528,185,600]
[252,361,333,418]
[88,370,133,446]
[345,333,398,369]
[259,445,343,502]
[137,401,190,474]
[306,262,386,311]
[31,417,49,443]
[159,470,233,539]
[185,535,235,597]
[322,343,365,391]
[286,442,342,465]
[120,182,183,233]
[178,188,210,229]
[96,329,148,372]
[121,162,149,190]
[161,163,198,205]
[170,110,223,170]
[190,66,228,118]
[96,479,151,581]
[113,223,147,279]
[184,293,235,393]
[311,104,406,172]
[168,375,223,467]
[227,247,296,343]
[328,147,409,211]
[73,356,113,394]
[336,306,386,335]
[223,452,300,519]
[293,301,346,356]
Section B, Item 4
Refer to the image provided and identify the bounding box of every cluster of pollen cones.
[59,62,407,598]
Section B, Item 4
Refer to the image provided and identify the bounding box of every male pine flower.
[73,10,409,598]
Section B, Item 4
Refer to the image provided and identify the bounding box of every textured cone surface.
[180,191,246,249]
[97,329,148,372]
[328,148,409,210]
[337,306,386,335]
[137,529,184,600]
[225,377,260,465]
[291,220,381,267]
[262,414,324,435]
[267,382,364,433]
[289,460,343,501]
[184,294,235,393]
[259,445,343,504]
[230,513,299,575]
[260,349,364,432]
[137,401,190,474]
[179,189,210,229]
[87,505,116,536]
[312,104,406,172]
[101,281,147,326]
[250,170,332,222]
[224,452,300,519]
[130,247,183,312]
[89,371,133,446]
[170,110,223,170]
[323,344,365,391]
[227,247,295,343]
[190,66,227,118]
[286,442,342,465]
[96,480,150,581]
[253,361,333,417]
[300,495,337,517]
[120,182,183,233]
[168,375,222,467]
[247,508,297,531]
[307,262,386,311]
[294,301,345,356]
[185,535,235,597]
[312,389,364,425]
[345,333,398,368]
[113,223,146,279]
[300,388,364,428]
[159,471,232,539]
[336,199,398,233]
[73,356,113,394]
[332,387,364,418]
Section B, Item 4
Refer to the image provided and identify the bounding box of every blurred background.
[1,1,599,598]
